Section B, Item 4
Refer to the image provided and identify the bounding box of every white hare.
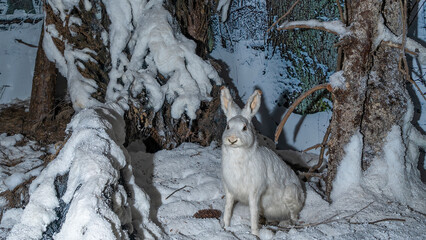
[220,87,305,236]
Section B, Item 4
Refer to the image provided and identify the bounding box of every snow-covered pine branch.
[278,19,351,37]
[44,0,222,119]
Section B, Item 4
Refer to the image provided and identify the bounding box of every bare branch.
[14,39,38,48]
[336,0,345,23]
[278,20,350,37]
[303,143,322,152]
[275,83,331,143]
[310,124,331,173]
[267,0,301,33]
[165,185,190,200]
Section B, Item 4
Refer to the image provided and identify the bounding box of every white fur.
[220,87,305,236]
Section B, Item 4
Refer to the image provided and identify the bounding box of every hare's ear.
[242,89,262,120]
[221,87,240,120]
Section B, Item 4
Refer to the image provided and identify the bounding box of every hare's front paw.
[251,227,259,237]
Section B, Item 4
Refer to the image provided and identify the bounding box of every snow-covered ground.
[1,1,426,239]
[2,139,425,239]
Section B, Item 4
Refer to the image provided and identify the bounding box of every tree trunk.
[29,25,57,123]
[326,0,409,199]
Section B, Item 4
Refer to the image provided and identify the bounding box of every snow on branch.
[278,20,351,37]
[7,103,163,239]
[375,16,426,65]
[44,0,222,119]
[217,0,232,22]
[106,1,222,119]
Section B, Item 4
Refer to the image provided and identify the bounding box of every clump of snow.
[7,103,162,239]
[329,70,346,90]
[331,131,363,201]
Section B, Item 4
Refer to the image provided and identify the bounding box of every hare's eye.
[243,125,247,131]
[226,124,230,130]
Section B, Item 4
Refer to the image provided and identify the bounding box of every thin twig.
[344,202,374,222]
[275,83,331,143]
[303,143,322,152]
[267,0,301,33]
[165,185,189,200]
[407,205,426,217]
[14,39,38,48]
[367,218,405,224]
[309,124,332,173]
[299,171,324,180]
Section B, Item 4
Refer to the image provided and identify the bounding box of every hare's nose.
[228,137,238,144]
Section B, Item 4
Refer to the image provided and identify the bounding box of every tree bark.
[29,25,57,123]
[361,0,408,170]
[326,0,409,199]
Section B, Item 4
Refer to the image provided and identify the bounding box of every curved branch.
[274,83,331,143]
[267,0,301,33]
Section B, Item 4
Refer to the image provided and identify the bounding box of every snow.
[130,141,426,239]
[331,131,363,201]
[375,15,426,65]
[329,70,346,90]
[1,0,426,239]
[6,133,426,239]
[0,21,41,104]
[279,20,351,37]
[6,103,162,239]
[0,133,49,193]
[45,0,221,119]
[217,0,232,22]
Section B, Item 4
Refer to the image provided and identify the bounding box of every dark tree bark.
[29,25,57,123]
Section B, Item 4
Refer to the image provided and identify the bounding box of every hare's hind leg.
[283,183,303,222]
[223,188,235,227]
